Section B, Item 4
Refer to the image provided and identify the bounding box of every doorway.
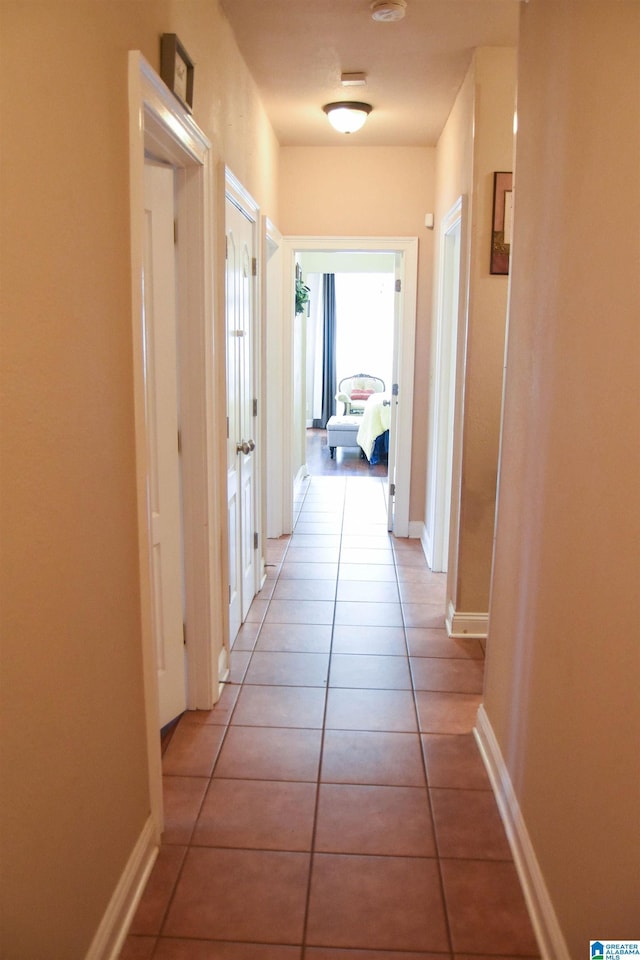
[278,236,418,539]
[129,51,225,832]
[301,258,395,480]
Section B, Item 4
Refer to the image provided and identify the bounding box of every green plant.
[295,277,311,315]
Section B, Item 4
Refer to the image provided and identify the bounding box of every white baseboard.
[420,523,434,568]
[419,523,449,574]
[217,645,230,701]
[294,464,308,498]
[412,521,446,574]
[474,706,570,960]
[446,600,488,638]
[85,815,159,960]
[407,520,423,540]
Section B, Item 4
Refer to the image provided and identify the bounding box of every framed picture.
[490,171,513,275]
[160,34,194,111]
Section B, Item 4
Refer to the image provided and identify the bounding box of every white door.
[143,161,186,728]
[386,256,404,531]
[226,196,257,640]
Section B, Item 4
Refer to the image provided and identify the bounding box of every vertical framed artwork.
[160,34,194,111]
[490,171,513,275]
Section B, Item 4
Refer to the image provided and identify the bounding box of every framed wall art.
[160,33,194,111]
[490,171,513,275]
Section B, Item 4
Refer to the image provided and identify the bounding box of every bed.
[357,392,391,464]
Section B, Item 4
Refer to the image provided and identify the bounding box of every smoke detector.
[341,72,367,87]
[370,0,407,22]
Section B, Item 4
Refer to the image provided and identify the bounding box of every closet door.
[143,160,186,727]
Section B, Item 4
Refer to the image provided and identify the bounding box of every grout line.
[299,474,345,956]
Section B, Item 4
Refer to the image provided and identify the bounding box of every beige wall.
[279,146,435,520]
[484,1,640,952]
[435,48,516,617]
[0,2,278,957]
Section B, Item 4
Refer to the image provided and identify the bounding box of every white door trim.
[225,168,260,223]
[280,236,418,537]
[426,197,464,571]
[262,218,284,539]
[128,51,223,833]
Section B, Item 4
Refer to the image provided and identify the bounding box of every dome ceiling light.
[322,101,373,134]
[370,0,407,22]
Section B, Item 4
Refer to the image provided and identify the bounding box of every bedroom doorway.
[302,261,395,480]
[280,236,418,538]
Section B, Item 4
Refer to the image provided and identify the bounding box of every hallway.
[121,476,539,959]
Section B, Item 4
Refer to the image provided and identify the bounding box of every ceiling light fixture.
[323,101,372,134]
[370,0,407,22]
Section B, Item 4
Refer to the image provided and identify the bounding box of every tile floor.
[121,476,540,960]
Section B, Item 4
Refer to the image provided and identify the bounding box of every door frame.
[262,218,284,539]
[280,236,418,537]
[425,197,464,571]
[128,52,225,832]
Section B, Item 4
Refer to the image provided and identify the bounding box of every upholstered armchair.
[335,374,386,415]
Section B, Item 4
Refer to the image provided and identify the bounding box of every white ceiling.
[220,0,520,147]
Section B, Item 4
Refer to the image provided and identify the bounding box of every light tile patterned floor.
[121,476,539,960]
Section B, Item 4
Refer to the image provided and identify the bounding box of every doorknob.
[236,439,256,454]
[382,399,391,407]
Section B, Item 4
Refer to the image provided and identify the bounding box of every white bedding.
[357,393,391,461]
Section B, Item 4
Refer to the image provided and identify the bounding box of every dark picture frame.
[160,34,194,111]
[490,171,513,275]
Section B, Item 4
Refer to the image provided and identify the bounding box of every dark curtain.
[312,273,337,428]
